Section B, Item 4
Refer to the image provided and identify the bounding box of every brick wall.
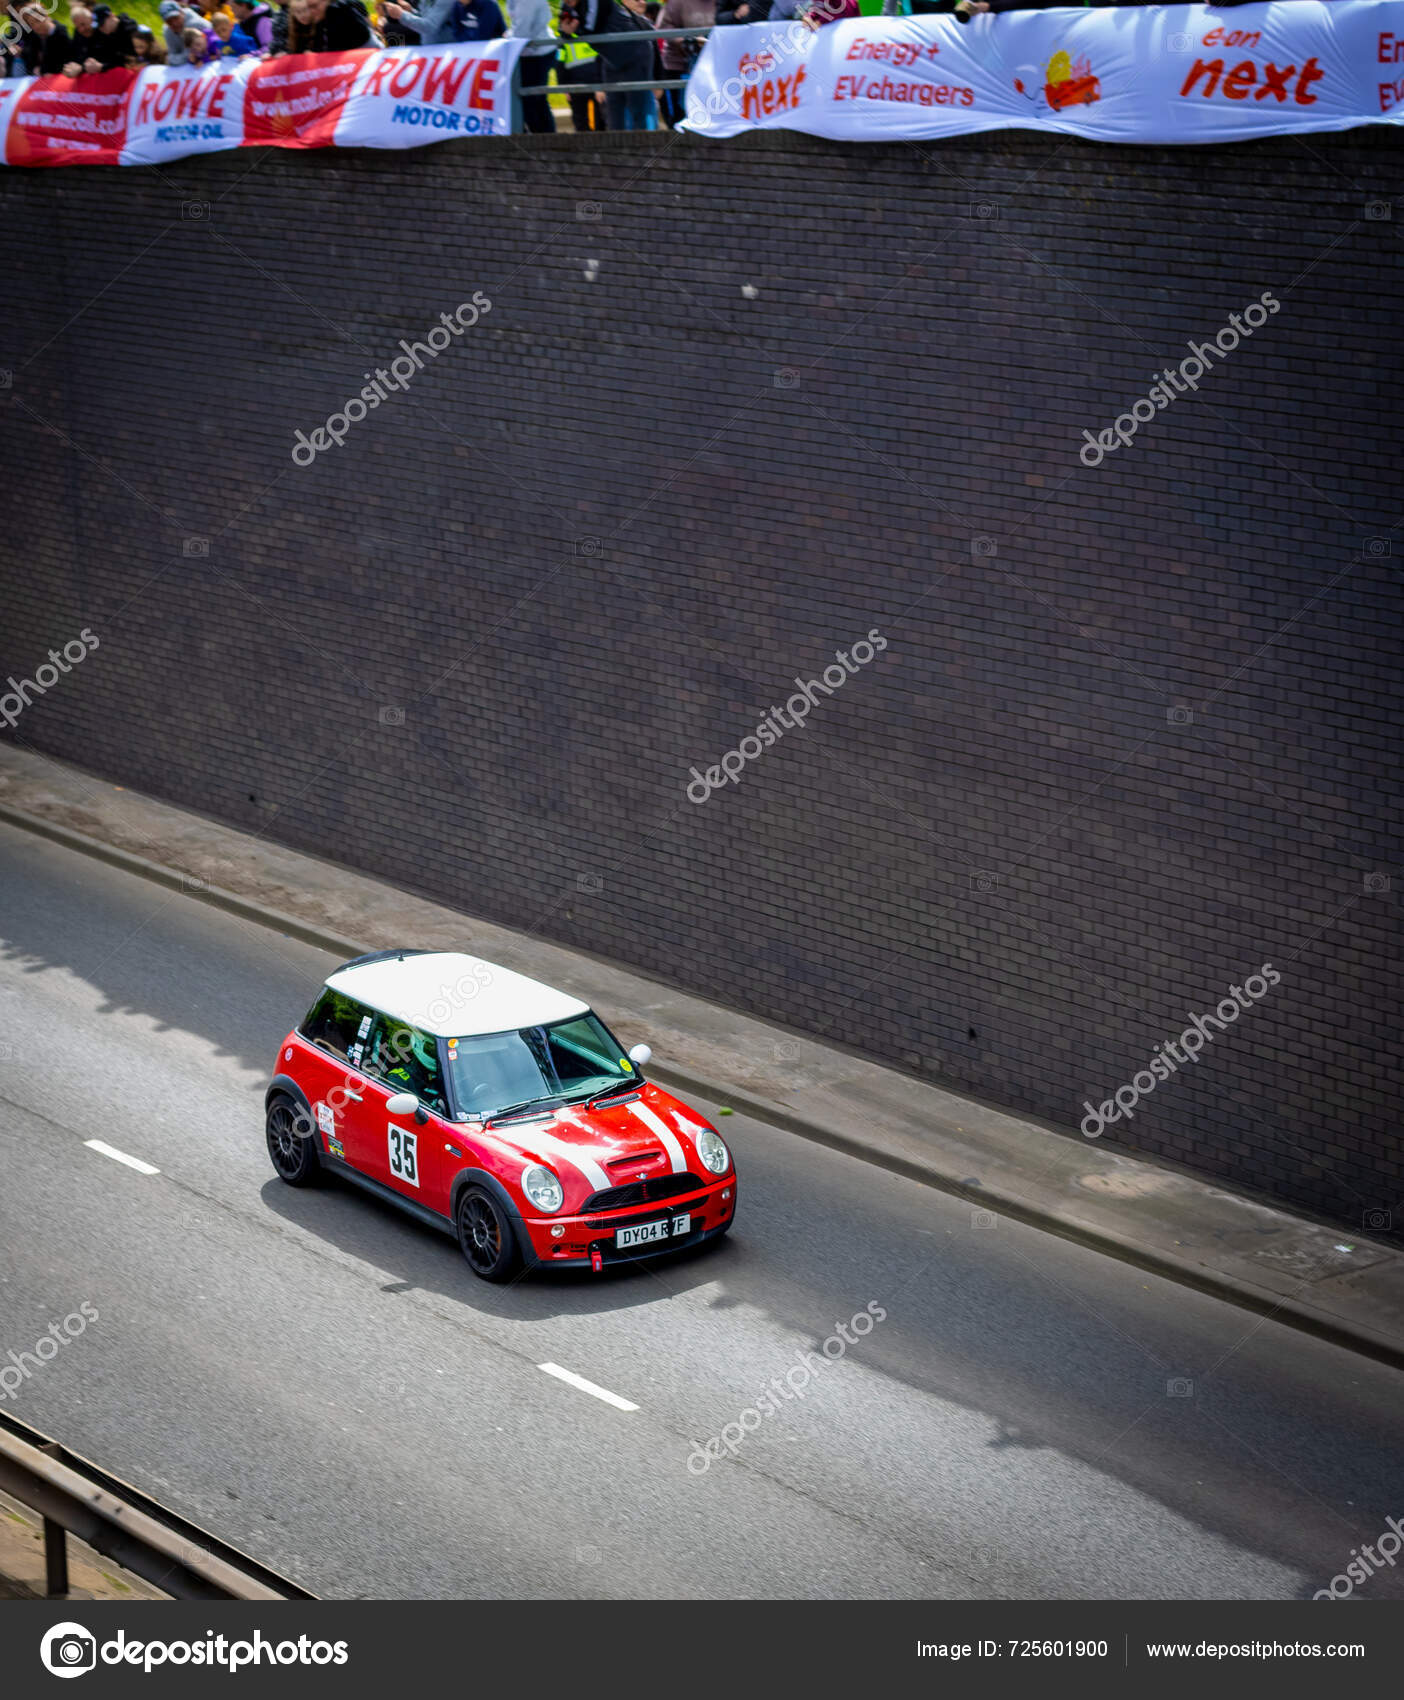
[2,126,1399,1235]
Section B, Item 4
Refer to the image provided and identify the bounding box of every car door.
[294,988,376,1167]
[358,1014,448,1212]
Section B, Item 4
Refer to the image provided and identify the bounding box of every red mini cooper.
[265,949,737,1281]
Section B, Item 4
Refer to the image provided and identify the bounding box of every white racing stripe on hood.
[487,1118,611,1193]
[535,1130,611,1192]
[629,1101,688,1174]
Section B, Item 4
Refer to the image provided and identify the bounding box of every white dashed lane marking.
[537,1362,639,1412]
[84,1139,160,1176]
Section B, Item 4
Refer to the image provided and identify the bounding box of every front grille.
[582,1172,707,1214]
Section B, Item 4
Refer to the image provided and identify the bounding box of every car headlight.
[696,1126,730,1175]
[521,1164,564,1214]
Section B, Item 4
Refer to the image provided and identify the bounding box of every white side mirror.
[386,1092,420,1116]
[628,1043,652,1067]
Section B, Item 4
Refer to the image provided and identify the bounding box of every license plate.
[616,1213,690,1249]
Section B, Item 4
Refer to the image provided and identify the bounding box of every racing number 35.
[388,1124,419,1187]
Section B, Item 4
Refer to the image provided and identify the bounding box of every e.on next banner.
[684,0,1404,145]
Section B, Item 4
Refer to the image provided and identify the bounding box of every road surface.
[0,820,1399,1600]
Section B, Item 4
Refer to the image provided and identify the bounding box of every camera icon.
[378,706,405,726]
[41,1622,97,1677]
[969,201,999,220]
[181,201,211,221]
[970,872,997,895]
[1167,705,1194,726]
[0,369,12,391]
[1363,1207,1392,1233]
[1363,872,1390,894]
[1363,537,1391,558]
[577,201,602,221]
[970,536,997,559]
[182,875,207,894]
[1166,30,1190,51]
[1166,1377,1193,1398]
[574,537,604,558]
[576,872,604,895]
[182,536,210,558]
[971,1208,997,1230]
[1364,200,1392,222]
[774,367,799,390]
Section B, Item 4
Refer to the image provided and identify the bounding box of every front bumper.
[519,1175,736,1269]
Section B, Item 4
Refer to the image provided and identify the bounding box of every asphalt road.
[0,818,1400,1601]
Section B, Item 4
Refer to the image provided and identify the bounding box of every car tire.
[266,1094,321,1187]
[456,1187,523,1283]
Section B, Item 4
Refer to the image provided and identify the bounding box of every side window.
[302,990,373,1063]
[364,1016,448,1115]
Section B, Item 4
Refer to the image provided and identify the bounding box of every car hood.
[478,1082,717,1203]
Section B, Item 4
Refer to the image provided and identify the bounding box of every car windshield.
[443,1012,636,1120]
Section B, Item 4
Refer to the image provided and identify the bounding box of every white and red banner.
[685,1,1404,144]
[0,38,524,166]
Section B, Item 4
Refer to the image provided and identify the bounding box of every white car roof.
[324,950,590,1039]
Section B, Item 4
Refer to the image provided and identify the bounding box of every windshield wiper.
[584,1078,642,1111]
[484,1097,561,1124]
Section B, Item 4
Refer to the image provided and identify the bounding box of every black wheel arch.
[266,1075,316,1141]
[449,1167,537,1265]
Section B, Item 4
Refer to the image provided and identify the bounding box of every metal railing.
[0,1408,315,1601]
[510,24,714,113]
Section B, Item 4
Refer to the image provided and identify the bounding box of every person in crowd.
[62,4,103,71]
[587,0,654,130]
[182,20,210,57]
[229,0,273,49]
[89,4,135,64]
[159,0,206,62]
[208,10,257,54]
[382,0,503,45]
[7,3,72,73]
[375,0,414,41]
[555,0,606,130]
[270,0,374,53]
[128,22,166,60]
[655,0,709,127]
[506,0,554,132]
[800,0,854,21]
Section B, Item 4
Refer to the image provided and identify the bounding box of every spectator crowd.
[0,0,740,131]
[0,0,1303,131]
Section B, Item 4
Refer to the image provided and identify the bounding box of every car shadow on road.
[257,1174,741,1322]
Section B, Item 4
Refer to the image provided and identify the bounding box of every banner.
[1,38,524,166]
[685,1,1404,144]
